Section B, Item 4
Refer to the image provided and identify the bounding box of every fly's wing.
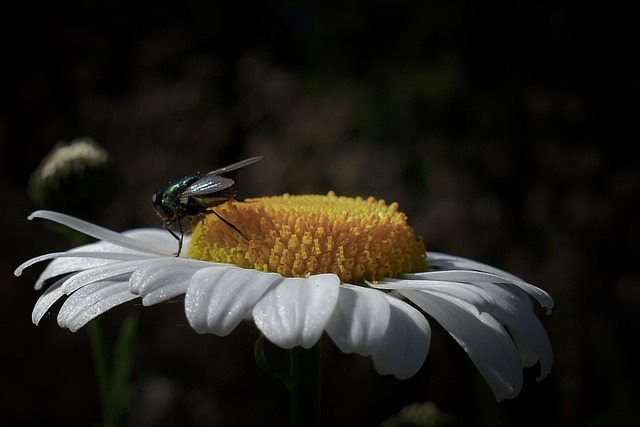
[202,156,263,178]
[181,156,262,198]
[180,176,235,198]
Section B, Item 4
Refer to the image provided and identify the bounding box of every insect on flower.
[152,156,263,256]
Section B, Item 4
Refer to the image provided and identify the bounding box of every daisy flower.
[15,192,553,401]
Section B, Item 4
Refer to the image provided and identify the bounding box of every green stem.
[87,319,113,426]
[254,334,293,388]
[87,317,137,427]
[45,219,137,427]
[289,344,322,427]
[254,336,322,427]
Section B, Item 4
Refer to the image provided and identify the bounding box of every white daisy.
[15,192,553,401]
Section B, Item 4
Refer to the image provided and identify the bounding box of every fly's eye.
[152,190,170,216]
[152,190,162,204]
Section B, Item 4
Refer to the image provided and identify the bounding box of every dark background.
[1,1,638,426]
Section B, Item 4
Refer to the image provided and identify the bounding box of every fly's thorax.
[152,175,200,220]
[166,175,201,201]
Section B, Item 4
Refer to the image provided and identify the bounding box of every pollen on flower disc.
[188,192,426,282]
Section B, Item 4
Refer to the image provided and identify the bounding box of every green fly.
[152,156,263,256]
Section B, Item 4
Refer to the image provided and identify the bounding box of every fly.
[152,156,263,256]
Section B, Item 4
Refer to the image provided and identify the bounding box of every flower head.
[189,192,426,281]
[27,137,120,217]
[16,194,553,401]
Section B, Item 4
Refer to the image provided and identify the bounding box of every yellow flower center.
[187,192,426,283]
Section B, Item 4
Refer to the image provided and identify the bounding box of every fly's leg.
[211,210,248,240]
[164,220,184,257]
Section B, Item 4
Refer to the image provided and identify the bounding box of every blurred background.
[1,1,637,426]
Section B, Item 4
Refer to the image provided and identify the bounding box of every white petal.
[426,252,554,313]
[377,280,495,313]
[15,251,142,281]
[371,296,431,380]
[29,211,170,255]
[426,252,525,283]
[57,281,138,331]
[185,267,282,335]
[60,260,142,294]
[124,229,190,255]
[434,281,552,380]
[399,288,523,401]
[252,274,340,349]
[404,270,516,284]
[17,229,176,290]
[129,258,207,305]
[25,252,120,291]
[325,284,391,356]
[32,277,67,325]
[473,283,553,380]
